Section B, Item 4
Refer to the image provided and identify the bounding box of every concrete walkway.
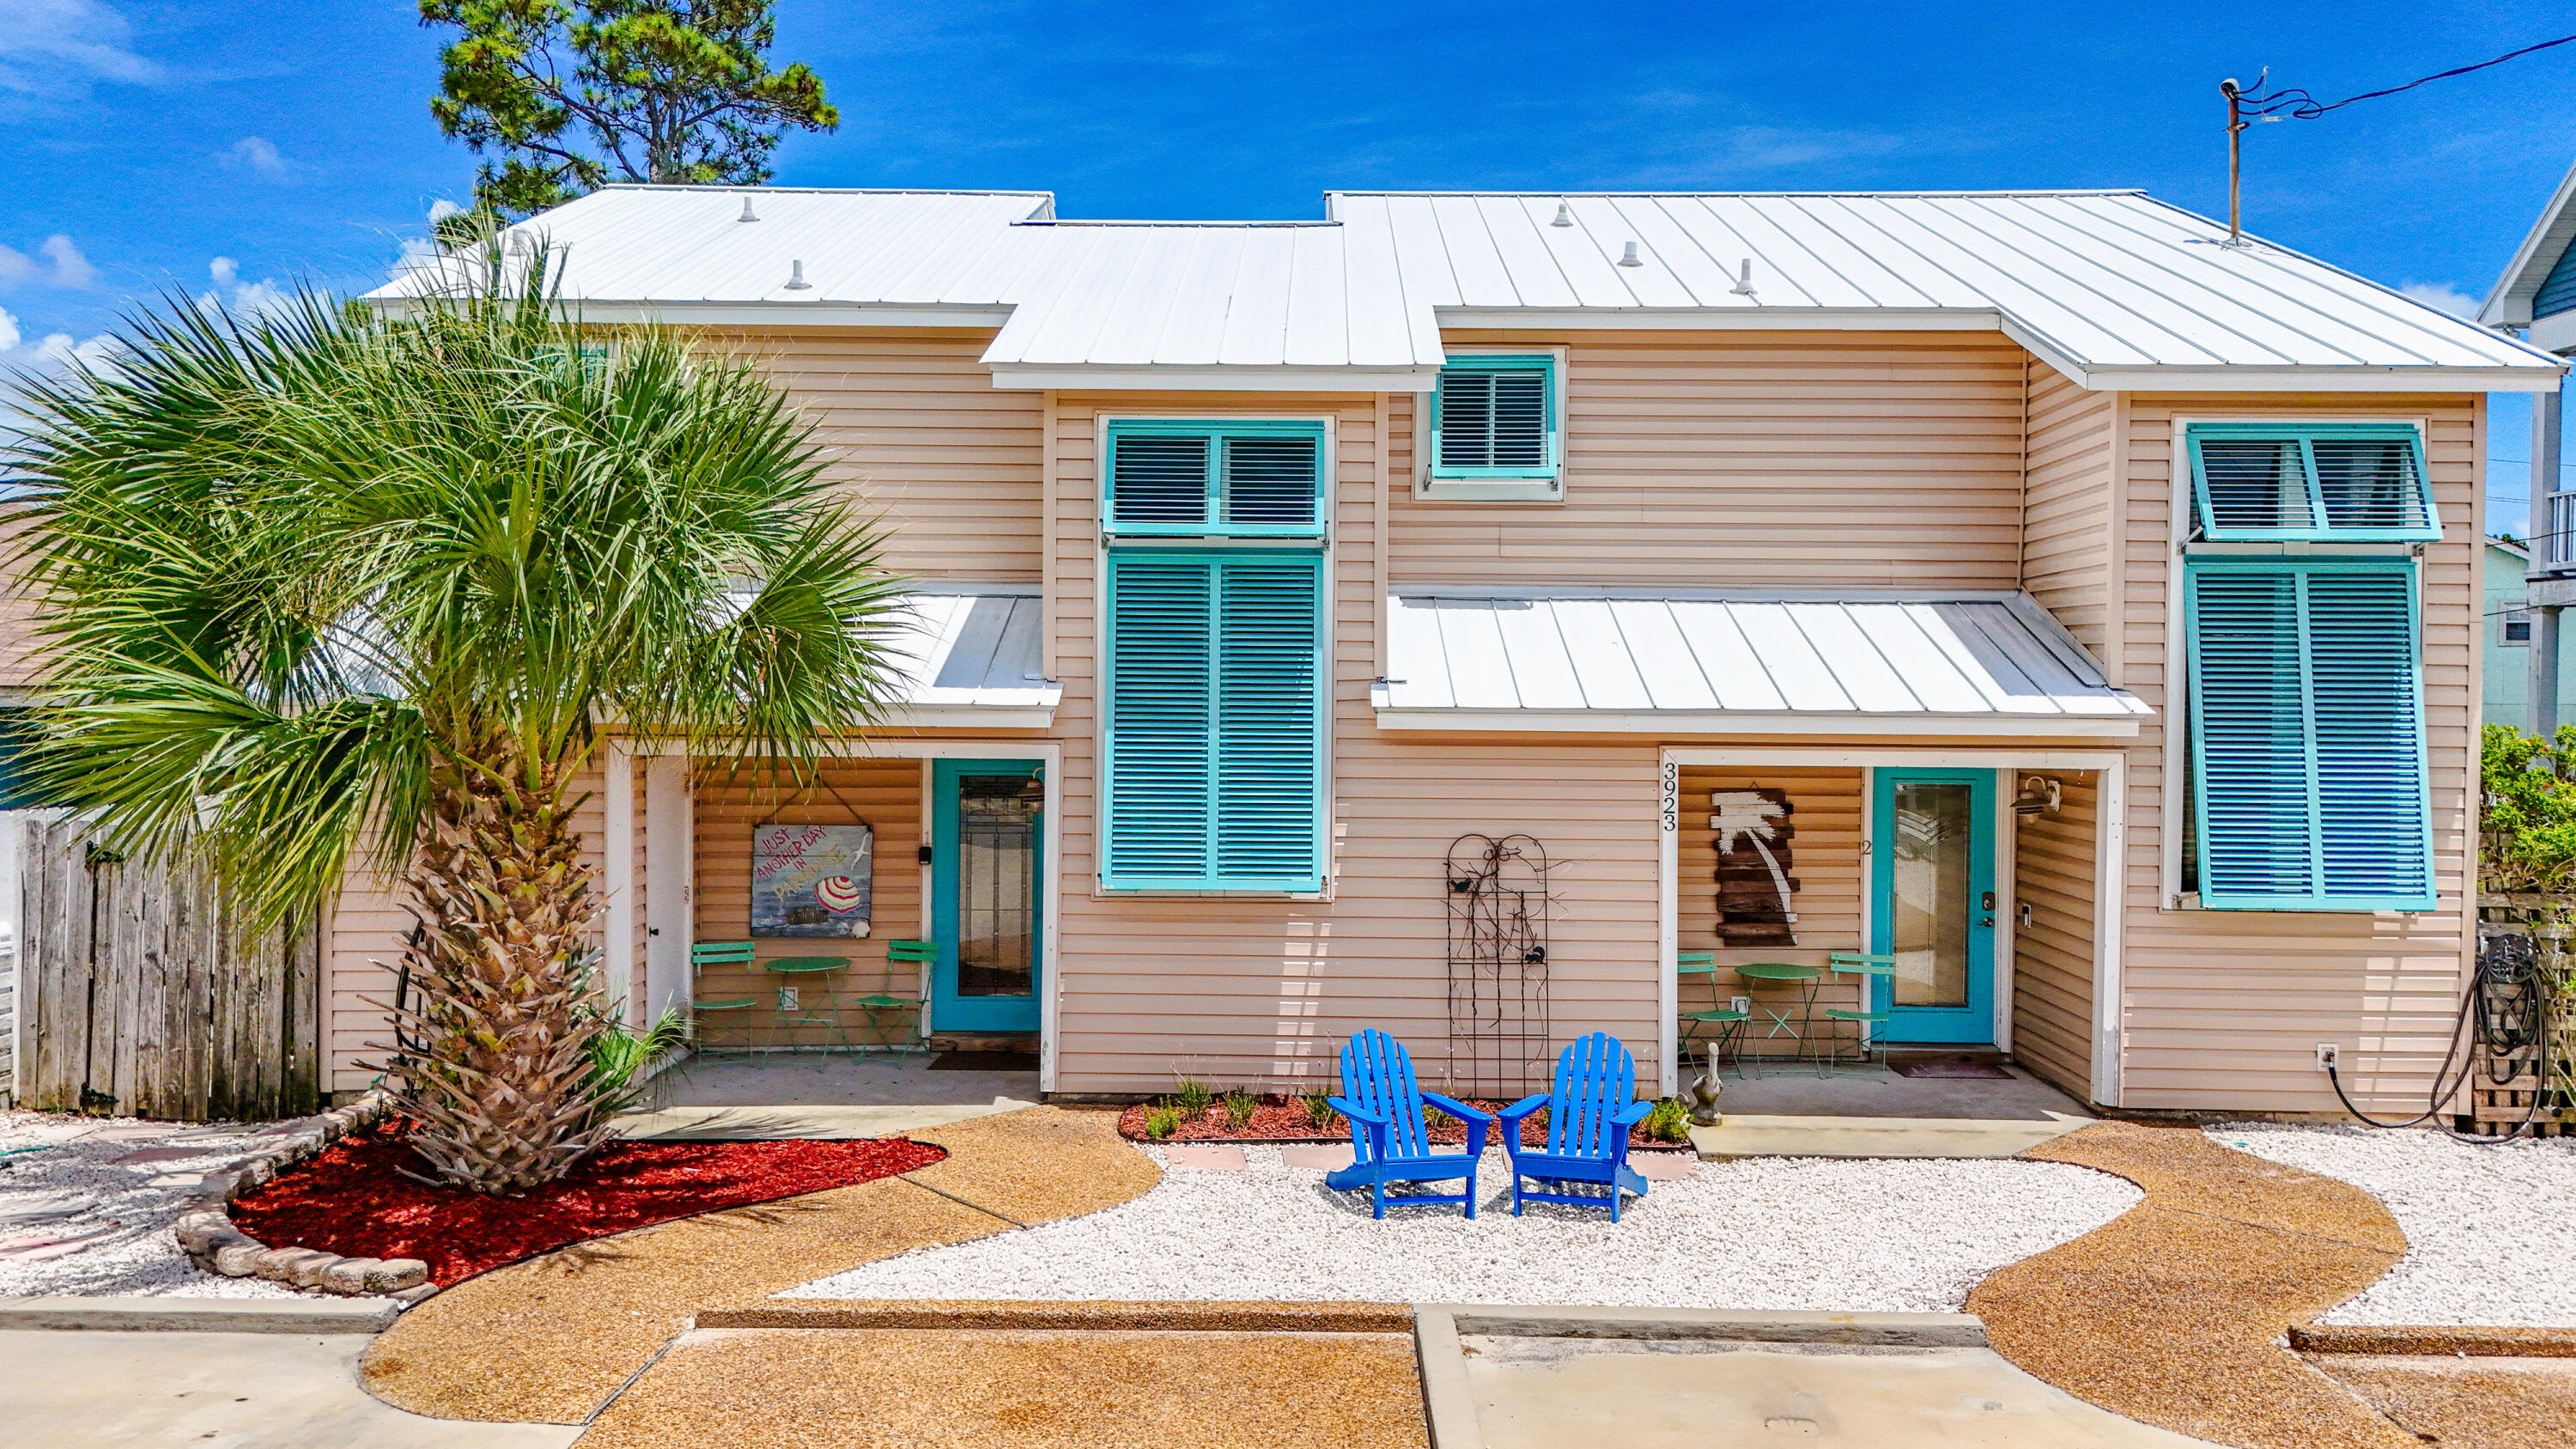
[1684,1062,2096,1159]
[611,1051,1039,1142]
[3,1328,579,1448]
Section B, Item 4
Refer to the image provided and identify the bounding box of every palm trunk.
[388,725,611,1195]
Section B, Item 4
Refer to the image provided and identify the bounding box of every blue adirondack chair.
[1323,1029,1496,1219]
[1498,1032,1656,1221]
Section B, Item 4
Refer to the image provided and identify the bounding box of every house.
[2480,158,2576,734]
[2482,534,2576,734]
[340,188,2568,1115]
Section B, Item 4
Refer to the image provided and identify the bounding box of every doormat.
[929,1050,1038,1072]
[1890,1058,2014,1079]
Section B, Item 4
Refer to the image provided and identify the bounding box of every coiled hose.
[2324,929,2556,1142]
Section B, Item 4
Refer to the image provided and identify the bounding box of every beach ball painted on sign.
[750,823,874,937]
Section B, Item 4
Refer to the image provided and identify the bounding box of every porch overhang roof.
[881,586,1057,728]
[1373,588,2149,738]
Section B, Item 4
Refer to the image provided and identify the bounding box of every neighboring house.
[2480,160,2576,733]
[2482,534,2576,732]
[257,188,2576,1115]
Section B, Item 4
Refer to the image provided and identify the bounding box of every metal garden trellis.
[1443,833,1554,1098]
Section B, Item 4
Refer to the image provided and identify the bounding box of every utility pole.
[2220,77,2247,245]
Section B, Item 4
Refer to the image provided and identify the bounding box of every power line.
[2237,34,2576,119]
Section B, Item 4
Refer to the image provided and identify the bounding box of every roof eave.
[1368,705,2145,739]
[982,362,1445,392]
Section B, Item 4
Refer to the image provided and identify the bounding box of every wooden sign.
[1710,788,1796,947]
[751,822,875,937]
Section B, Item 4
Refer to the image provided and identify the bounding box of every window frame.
[1418,348,1567,502]
[2181,554,2435,913]
[1102,417,1329,540]
[2185,421,2439,543]
[1092,413,1336,898]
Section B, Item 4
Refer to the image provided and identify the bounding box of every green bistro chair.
[689,941,763,1053]
[859,940,939,1050]
[1819,952,1899,1074]
[1675,951,1749,1080]
[763,955,857,1052]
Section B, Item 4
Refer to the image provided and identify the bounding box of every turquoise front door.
[929,760,1043,1034]
[1869,770,1997,1045]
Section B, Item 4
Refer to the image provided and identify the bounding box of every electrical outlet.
[2316,1042,2339,1072]
[779,986,799,1012]
[1732,995,1751,1016]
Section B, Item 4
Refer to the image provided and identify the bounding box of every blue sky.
[6,0,2575,525]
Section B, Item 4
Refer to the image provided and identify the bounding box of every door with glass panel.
[1868,770,1997,1045]
[929,761,1043,1033]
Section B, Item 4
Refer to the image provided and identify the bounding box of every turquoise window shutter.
[1431,355,1558,478]
[2185,558,2433,911]
[1103,551,1325,892]
[2187,423,2438,542]
[1104,420,1325,538]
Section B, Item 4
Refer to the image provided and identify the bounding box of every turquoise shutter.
[2188,424,2437,542]
[1109,433,1212,529]
[1213,555,1324,886]
[1103,551,1324,891]
[2186,560,2433,911]
[1103,557,1215,882]
[1432,357,1556,476]
[1219,435,1320,527]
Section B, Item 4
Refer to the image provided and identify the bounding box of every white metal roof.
[1375,588,2149,737]
[365,184,2560,393]
[881,587,1055,728]
[2480,157,2576,349]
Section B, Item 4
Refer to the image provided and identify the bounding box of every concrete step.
[1689,1111,2093,1160]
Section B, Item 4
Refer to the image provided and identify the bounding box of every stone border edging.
[704,1299,1413,1333]
[2290,1323,2576,1358]
[165,1092,434,1306]
[1406,1305,1990,1449]
[0,1294,398,1333]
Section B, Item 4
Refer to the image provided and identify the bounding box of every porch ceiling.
[1374,588,2149,737]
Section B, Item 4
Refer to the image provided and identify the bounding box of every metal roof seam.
[1925,196,2257,367]
[1817,600,1933,712]
[1760,195,1905,308]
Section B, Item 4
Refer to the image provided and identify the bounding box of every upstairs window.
[2184,557,2433,911]
[2187,423,2437,542]
[1431,355,1558,479]
[1104,420,1325,538]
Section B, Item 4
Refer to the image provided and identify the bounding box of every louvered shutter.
[1103,552,1324,891]
[2189,425,2437,541]
[2186,560,2433,911]
[1219,435,1320,527]
[1434,357,1556,475]
[1109,434,1212,529]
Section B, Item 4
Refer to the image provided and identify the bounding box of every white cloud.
[0,0,164,96]
[0,306,18,353]
[210,256,237,287]
[198,256,293,322]
[0,234,97,290]
[2400,281,2478,318]
[427,199,464,224]
[221,137,286,175]
[38,234,93,289]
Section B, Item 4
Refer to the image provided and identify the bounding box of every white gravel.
[2206,1122,2576,1328]
[790,1145,2140,1311]
[0,1109,296,1298]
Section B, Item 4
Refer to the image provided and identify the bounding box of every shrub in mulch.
[1116,1094,1690,1150]
[228,1124,946,1286]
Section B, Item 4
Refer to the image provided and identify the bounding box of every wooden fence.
[8,810,323,1121]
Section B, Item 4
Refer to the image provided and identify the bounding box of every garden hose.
[2324,930,2555,1142]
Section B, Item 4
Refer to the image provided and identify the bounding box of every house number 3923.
[1661,761,1679,832]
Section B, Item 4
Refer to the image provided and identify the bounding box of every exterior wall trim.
[1662,746,2128,1106]
[1380,709,2142,738]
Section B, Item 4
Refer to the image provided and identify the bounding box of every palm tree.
[5,265,905,1193]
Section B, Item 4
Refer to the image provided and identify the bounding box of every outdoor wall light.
[2013,775,2063,817]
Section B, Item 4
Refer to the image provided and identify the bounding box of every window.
[2186,423,2437,542]
[2184,557,2433,911]
[2505,606,2534,646]
[1425,354,1560,496]
[1104,420,1325,538]
[1099,420,1327,892]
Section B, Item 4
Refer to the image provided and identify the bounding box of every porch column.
[2535,381,2565,740]
[604,742,635,1024]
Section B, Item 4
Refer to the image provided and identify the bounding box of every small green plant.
[1642,1097,1692,1143]
[1170,1076,1214,1117]
[1300,1092,1339,1132]
[581,1008,690,1120]
[1222,1089,1260,1129]
[1143,1105,1181,1140]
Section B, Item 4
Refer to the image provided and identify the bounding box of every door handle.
[1979,917,1994,928]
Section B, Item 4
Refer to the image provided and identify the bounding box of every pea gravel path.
[0,1109,295,1299]
[789,1144,2140,1309]
[2205,1122,2576,1328]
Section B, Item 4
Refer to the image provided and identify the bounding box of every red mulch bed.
[228,1124,946,1286]
[1115,1095,1689,1151]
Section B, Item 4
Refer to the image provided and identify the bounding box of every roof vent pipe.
[1617,240,1643,267]
[1552,201,1574,227]
[1730,258,1759,301]
[738,195,759,222]
[783,259,811,290]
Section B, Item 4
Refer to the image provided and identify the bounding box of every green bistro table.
[1732,960,1825,1076]
[763,955,854,1051]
